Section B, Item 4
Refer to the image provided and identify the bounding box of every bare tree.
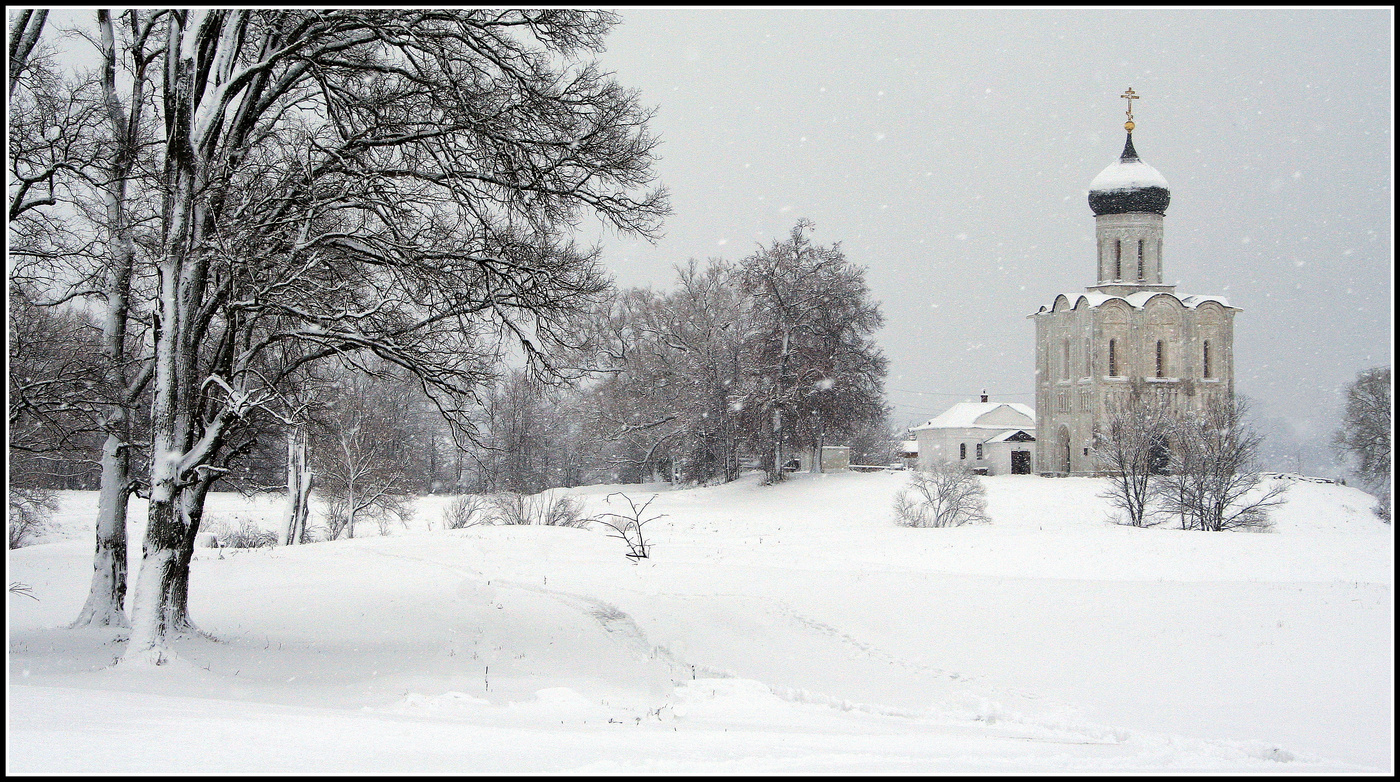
[892,460,990,528]
[1094,382,1173,527]
[309,366,421,540]
[1333,366,1392,522]
[1155,396,1288,532]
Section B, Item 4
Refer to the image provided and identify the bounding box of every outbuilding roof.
[911,402,1036,431]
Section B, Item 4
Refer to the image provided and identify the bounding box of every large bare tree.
[116,9,665,663]
[8,10,163,627]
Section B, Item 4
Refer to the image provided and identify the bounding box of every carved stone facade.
[1029,126,1239,475]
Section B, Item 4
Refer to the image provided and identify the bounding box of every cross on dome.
[1120,87,1139,132]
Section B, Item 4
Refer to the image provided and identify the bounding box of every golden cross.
[1121,87,1139,122]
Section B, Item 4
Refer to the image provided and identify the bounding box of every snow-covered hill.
[8,472,1393,773]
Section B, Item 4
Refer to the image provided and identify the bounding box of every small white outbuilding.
[911,396,1036,475]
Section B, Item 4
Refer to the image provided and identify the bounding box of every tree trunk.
[121,495,184,665]
[71,432,130,628]
[73,10,144,630]
[346,479,356,539]
[167,476,214,635]
[282,427,310,545]
[294,440,312,545]
[123,109,198,662]
[771,405,784,482]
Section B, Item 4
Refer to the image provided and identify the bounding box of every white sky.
[590,7,1394,446]
[24,8,1394,467]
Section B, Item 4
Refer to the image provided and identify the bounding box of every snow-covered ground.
[8,472,1393,773]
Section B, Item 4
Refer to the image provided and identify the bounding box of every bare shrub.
[8,487,58,549]
[489,491,590,528]
[322,495,351,541]
[443,495,492,529]
[374,496,415,536]
[893,461,990,528]
[208,516,278,549]
[595,492,663,559]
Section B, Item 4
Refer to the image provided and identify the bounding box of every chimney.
[980,389,988,403]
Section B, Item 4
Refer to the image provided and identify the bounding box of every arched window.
[1137,239,1145,279]
[1203,339,1212,379]
[975,443,983,460]
[959,443,967,460]
[1062,338,1070,378]
[1156,340,1166,378]
[1108,339,1118,376]
[1114,240,1122,279]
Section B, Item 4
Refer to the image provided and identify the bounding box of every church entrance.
[1011,450,1031,474]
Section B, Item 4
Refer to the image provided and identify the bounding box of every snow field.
[8,471,1393,773]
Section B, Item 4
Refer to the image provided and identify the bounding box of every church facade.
[1029,92,1239,475]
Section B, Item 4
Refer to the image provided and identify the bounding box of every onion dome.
[1088,132,1171,215]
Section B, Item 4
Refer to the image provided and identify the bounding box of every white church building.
[1028,90,1239,475]
[911,394,1036,475]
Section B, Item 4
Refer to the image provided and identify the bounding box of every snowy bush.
[208,516,278,549]
[892,461,990,528]
[442,495,492,529]
[8,487,57,549]
[489,492,589,528]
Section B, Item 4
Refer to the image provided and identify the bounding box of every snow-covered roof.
[1088,158,1169,193]
[1038,291,1235,313]
[911,402,1036,431]
[899,440,918,454]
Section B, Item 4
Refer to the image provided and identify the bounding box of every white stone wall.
[1095,213,1165,285]
[1033,295,1237,475]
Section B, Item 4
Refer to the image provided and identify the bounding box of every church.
[1029,89,1239,475]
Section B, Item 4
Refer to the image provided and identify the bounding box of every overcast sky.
[589,7,1393,467]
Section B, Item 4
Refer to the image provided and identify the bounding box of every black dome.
[1088,186,1171,216]
[1087,133,1171,216]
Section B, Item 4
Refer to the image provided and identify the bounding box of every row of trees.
[9,9,667,662]
[586,221,890,486]
[258,223,892,499]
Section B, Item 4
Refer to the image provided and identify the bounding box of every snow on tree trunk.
[71,433,130,628]
[121,496,184,665]
[282,427,310,545]
[123,145,196,663]
[347,479,357,540]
